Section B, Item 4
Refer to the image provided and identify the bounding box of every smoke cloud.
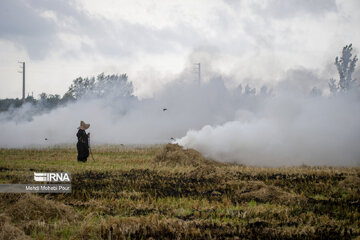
[0,68,359,166]
[177,93,360,166]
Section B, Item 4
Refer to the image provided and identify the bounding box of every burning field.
[0,144,359,239]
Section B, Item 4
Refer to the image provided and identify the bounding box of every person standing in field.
[76,121,90,162]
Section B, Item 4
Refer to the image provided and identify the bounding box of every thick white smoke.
[177,93,360,166]
[0,77,248,147]
[0,69,359,166]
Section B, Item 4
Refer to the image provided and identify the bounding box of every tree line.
[0,73,133,113]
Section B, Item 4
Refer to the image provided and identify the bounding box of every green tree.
[329,44,358,93]
[65,73,133,99]
[66,77,95,99]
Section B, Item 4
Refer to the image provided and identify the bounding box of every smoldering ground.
[0,68,359,166]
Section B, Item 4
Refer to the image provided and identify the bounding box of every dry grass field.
[0,144,359,239]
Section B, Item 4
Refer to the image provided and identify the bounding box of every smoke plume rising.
[177,93,360,166]
[0,68,359,166]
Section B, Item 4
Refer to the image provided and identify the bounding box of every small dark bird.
[170,137,175,141]
[163,108,167,111]
[44,138,48,141]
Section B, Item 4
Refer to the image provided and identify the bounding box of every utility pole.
[18,61,25,103]
[193,63,201,85]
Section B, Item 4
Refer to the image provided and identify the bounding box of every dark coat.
[76,129,89,162]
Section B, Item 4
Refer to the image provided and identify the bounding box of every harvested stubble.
[234,181,305,205]
[0,144,359,239]
[154,143,219,168]
[0,194,78,239]
[0,213,31,240]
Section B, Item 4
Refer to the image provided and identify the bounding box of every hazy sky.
[0,0,359,99]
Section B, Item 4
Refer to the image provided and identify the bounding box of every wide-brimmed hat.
[77,121,90,130]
